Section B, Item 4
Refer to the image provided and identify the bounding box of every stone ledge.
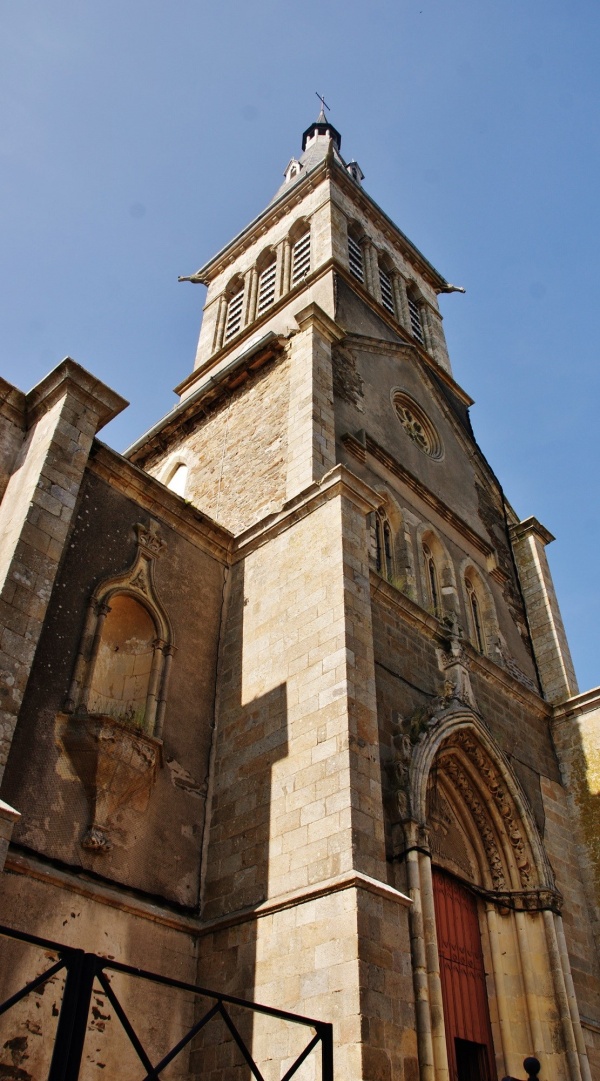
[25,358,128,430]
[197,870,412,936]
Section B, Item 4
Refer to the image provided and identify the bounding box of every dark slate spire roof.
[270,109,345,203]
[301,108,342,152]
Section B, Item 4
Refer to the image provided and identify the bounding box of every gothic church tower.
[126,110,598,1081]
[0,109,598,1081]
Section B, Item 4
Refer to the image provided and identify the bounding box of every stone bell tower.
[126,108,598,1081]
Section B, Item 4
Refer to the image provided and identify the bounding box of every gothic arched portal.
[401,707,591,1081]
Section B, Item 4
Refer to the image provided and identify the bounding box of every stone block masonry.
[0,360,126,783]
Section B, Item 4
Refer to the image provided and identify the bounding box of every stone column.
[285,302,342,502]
[243,266,259,326]
[510,517,578,703]
[393,274,411,330]
[0,359,126,784]
[277,238,291,298]
[212,294,228,353]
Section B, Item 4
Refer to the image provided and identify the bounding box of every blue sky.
[1,1,598,691]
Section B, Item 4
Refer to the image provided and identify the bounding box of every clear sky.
[1,1,598,692]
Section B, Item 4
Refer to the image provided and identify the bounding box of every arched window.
[407,286,425,345]
[347,225,365,283]
[462,565,498,657]
[466,578,485,654]
[257,257,277,314]
[374,511,394,581]
[423,542,441,617]
[166,462,188,497]
[291,229,311,285]
[224,283,245,340]
[378,256,396,316]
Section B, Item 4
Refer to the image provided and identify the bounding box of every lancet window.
[423,541,442,617]
[348,228,365,283]
[291,230,311,285]
[257,258,277,314]
[408,293,425,344]
[375,511,394,581]
[379,262,395,315]
[224,285,245,340]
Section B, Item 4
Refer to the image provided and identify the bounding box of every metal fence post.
[48,951,97,1081]
[320,1022,334,1081]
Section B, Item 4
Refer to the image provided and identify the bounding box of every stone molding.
[89,444,233,564]
[25,357,128,430]
[406,707,554,891]
[233,462,382,560]
[294,301,345,343]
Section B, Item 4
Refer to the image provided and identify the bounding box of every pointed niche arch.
[66,520,174,740]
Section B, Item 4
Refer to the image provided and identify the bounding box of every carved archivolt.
[451,730,533,888]
[402,706,555,897]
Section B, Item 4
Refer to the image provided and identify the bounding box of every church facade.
[0,111,599,1081]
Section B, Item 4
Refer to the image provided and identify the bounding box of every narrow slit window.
[466,579,485,653]
[424,543,441,617]
[408,296,425,344]
[375,514,393,581]
[224,288,244,340]
[379,268,395,314]
[257,261,277,314]
[348,235,364,283]
[292,232,311,285]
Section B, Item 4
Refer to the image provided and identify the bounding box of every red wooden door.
[432,868,497,1081]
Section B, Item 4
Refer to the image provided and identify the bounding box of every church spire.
[301,94,341,152]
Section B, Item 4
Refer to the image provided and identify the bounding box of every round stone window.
[391,390,443,459]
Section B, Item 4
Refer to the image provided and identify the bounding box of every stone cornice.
[0,378,26,429]
[343,431,505,580]
[26,358,128,430]
[233,464,382,562]
[553,685,600,723]
[510,516,555,547]
[89,442,233,564]
[3,851,411,938]
[4,849,201,935]
[197,871,412,936]
[339,326,474,407]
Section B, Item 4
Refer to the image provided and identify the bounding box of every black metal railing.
[0,923,334,1081]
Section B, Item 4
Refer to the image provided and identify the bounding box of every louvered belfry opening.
[432,868,497,1081]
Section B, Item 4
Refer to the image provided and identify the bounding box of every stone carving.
[444,754,507,889]
[64,713,162,854]
[437,615,477,709]
[453,731,533,888]
[135,520,166,557]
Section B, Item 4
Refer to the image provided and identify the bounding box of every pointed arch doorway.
[432,867,496,1081]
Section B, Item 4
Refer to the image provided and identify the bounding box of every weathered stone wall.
[0,868,198,1080]
[1,463,226,907]
[193,882,416,1081]
[0,362,126,785]
[146,352,291,536]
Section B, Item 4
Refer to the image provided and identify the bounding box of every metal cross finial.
[315,92,330,116]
